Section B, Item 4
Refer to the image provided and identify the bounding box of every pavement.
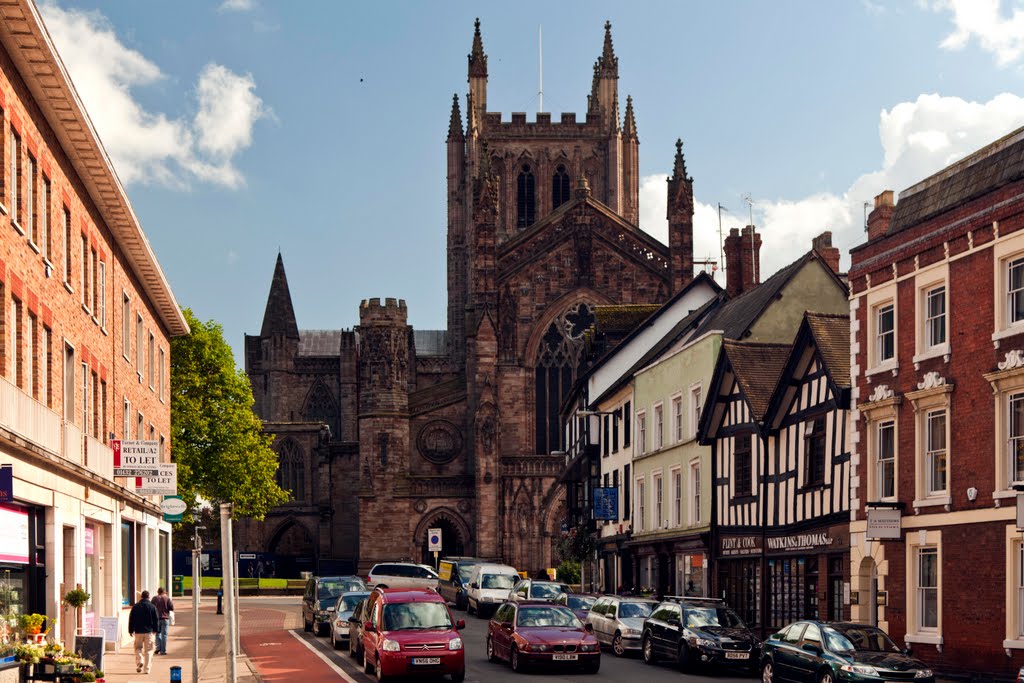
[102,599,261,683]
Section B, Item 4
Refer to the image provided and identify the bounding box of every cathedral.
[237,20,698,575]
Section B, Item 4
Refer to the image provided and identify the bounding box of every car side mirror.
[666,617,680,627]
[903,646,913,657]
[801,643,822,656]
[364,621,375,633]
[584,623,594,632]
[456,619,465,631]
[471,583,479,590]
[502,623,513,632]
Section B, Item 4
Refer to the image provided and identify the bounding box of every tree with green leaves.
[171,308,287,520]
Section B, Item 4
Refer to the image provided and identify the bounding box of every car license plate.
[725,652,749,660]
[552,654,578,661]
[412,657,441,665]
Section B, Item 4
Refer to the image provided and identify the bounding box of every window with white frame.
[671,467,681,526]
[1018,541,1024,639]
[159,347,166,402]
[690,385,702,438]
[136,411,143,440]
[876,303,895,365]
[654,404,663,450]
[148,332,155,390]
[1010,393,1024,487]
[637,412,647,455]
[877,420,896,500]
[62,206,71,286]
[122,293,130,359]
[925,409,947,496]
[24,313,34,399]
[80,236,88,308]
[1010,257,1024,327]
[917,546,938,630]
[690,461,701,524]
[9,130,19,228]
[80,362,88,434]
[136,315,144,376]
[672,396,683,443]
[637,478,646,531]
[40,176,49,262]
[653,473,664,529]
[924,285,947,349]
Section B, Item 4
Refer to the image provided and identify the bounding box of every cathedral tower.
[667,139,695,293]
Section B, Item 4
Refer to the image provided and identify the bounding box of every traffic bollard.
[170,665,182,682]
[217,587,224,615]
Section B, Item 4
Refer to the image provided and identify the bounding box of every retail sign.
[0,505,28,564]
[160,496,187,522]
[866,507,902,540]
[766,532,835,552]
[0,464,12,503]
[593,487,618,521]
[134,464,177,496]
[112,440,160,477]
[719,535,762,557]
[428,528,442,552]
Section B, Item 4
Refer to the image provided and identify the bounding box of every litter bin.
[170,665,182,682]
[172,575,184,597]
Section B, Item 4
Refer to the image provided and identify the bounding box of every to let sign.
[112,440,160,477]
[134,464,177,496]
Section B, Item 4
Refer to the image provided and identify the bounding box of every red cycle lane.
[240,602,349,682]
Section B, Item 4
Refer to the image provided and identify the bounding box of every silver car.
[329,591,370,650]
[585,596,657,656]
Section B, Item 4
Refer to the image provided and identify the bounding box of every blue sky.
[37,0,1024,363]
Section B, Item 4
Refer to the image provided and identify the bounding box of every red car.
[486,601,600,674]
[361,587,466,682]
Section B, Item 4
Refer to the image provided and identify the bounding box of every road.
[239,596,756,683]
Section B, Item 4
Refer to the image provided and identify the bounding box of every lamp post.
[191,526,205,683]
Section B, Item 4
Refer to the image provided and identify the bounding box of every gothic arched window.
[276,440,305,502]
[535,302,595,455]
[517,165,536,228]
[552,165,571,209]
[303,381,339,440]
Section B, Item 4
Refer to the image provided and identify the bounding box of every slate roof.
[889,125,1024,235]
[261,253,300,339]
[298,329,342,356]
[723,340,792,421]
[804,312,850,388]
[414,330,448,356]
[594,304,662,335]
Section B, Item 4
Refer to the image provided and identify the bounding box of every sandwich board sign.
[112,440,160,477]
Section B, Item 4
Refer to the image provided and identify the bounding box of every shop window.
[734,434,752,497]
[121,521,135,606]
[767,557,817,629]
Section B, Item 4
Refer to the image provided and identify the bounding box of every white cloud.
[928,0,1024,66]
[220,0,255,11]
[638,93,1024,275]
[39,3,268,189]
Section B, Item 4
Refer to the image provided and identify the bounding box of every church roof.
[297,329,342,356]
[261,253,300,339]
[594,304,662,335]
[415,330,448,356]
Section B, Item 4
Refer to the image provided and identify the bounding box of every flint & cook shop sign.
[720,532,834,557]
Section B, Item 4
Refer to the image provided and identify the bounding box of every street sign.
[112,440,160,477]
[135,464,177,496]
[428,528,442,552]
[160,496,187,522]
[593,487,618,521]
[239,553,257,560]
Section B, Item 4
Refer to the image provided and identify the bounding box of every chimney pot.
[867,190,896,241]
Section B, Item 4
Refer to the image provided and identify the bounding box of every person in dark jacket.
[151,587,175,655]
[128,590,159,674]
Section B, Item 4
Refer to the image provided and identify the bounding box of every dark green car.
[760,621,934,683]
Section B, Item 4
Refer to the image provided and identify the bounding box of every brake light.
[366,575,372,584]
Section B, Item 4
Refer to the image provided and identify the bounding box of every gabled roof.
[722,341,792,421]
[805,312,850,389]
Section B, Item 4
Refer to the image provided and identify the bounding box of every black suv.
[641,596,758,672]
[437,557,483,610]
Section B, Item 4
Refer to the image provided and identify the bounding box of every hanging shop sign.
[134,464,177,496]
[866,507,902,540]
[112,440,160,477]
[0,505,29,564]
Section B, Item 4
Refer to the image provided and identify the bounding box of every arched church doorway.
[858,556,879,626]
[268,519,316,579]
[419,516,466,565]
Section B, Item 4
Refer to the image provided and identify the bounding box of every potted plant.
[18,613,46,642]
[80,673,96,683]
[14,641,41,677]
[63,587,90,634]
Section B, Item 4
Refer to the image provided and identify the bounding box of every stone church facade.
[237,20,698,575]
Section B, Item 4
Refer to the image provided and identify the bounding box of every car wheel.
[450,670,466,683]
[486,636,498,663]
[467,600,475,616]
[642,634,656,665]
[363,653,373,675]
[677,643,691,672]
[511,647,526,673]
[819,671,835,683]
[612,632,625,657]
[583,659,600,675]
[375,657,386,682]
[762,660,774,683]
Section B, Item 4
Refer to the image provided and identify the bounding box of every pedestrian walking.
[151,587,175,655]
[128,590,159,674]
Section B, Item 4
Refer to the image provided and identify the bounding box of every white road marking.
[287,629,362,682]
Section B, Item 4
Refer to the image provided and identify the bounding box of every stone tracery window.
[276,440,305,502]
[303,381,340,439]
[552,165,571,209]
[517,165,536,228]
[535,302,595,455]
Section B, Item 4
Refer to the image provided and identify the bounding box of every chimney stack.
[867,190,895,241]
[724,225,762,298]
[812,231,841,274]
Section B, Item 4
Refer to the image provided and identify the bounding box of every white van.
[466,563,519,617]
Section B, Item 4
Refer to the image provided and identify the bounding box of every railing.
[84,434,113,480]
[62,421,83,466]
[0,376,62,453]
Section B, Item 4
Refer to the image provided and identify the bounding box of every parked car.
[585,595,657,656]
[466,563,519,617]
[561,593,598,620]
[437,557,484,610]
[641,596,758,672]
[360,587,466,682]
[348,598,370,663]
[486,600,600,674]
[301,575,367,636]
[330,591,370,650]
[367,562,440,590]
[507,578,573,603]
[760,621,934,683]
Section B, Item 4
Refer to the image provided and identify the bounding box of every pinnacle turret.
[672,138,691,183]
[597,20,618,76]
[448,93,464,141]
[623,95,637,139]
[260,253,300,339]
[468,17,487,79]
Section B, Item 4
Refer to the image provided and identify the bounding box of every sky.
[33,0,1024,364]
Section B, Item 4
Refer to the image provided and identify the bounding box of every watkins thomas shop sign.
[720,532,835,557]
[766,532,834,552]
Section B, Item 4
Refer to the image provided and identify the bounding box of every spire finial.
[469,17,487,77]
[448,93,464,141]
[599,20,617,72]
[623,95,637,138]
[672,138,691,183]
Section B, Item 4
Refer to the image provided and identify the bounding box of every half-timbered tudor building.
[699,312,852,637]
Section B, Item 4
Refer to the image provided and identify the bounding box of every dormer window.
[517,165,535,228]
[552,165,570,209]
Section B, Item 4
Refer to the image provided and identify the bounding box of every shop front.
[627,533,709,598]
[0,503,46,618]
[597,532,632,594]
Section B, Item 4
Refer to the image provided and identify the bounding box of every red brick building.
[240,20,700,575]
[0,0,188,646]
[849,126,1024,677]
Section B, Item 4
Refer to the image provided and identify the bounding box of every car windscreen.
[516,606,581,628]
[319,581,364,600]
[528,583,564,599]
[618,602,653,619]
[482,574,517,589]
[382,602,453,631]
[567,596,596,610]
[822,627,856,653]
[684,606,745,629]
[337,593,370,613]
[835,626,902,653]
